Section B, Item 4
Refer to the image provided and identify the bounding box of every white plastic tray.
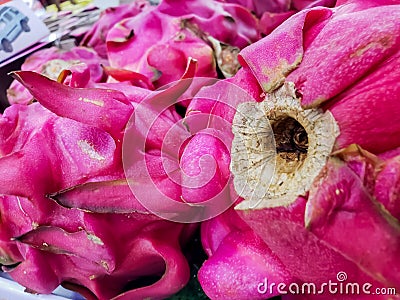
[0,273,84,300]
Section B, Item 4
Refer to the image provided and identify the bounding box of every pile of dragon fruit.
[1,0,400,299]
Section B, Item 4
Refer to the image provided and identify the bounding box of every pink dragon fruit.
[220,0,337,35]
[156,0,259,48]
[0,61,206,298]
[218,0,292,17]
[6,46,107,105]
[106,0,260,87]
[160,1,400,299]
[80,0,152,58]
[106,10,216,87]
[258,0,337,35]
[222,0,400,298]
[2,0,400,299]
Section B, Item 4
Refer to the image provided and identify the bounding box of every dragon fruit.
[156,0,259,48]
[222,0,400,298]
[106,0,260,87]
[0,60,207,298]
[220,0,337,35]
[258,0,338,35]
[80,0,152,58]
[2,0,400,299]
[6,46,107,105]
[150,1,400,299]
